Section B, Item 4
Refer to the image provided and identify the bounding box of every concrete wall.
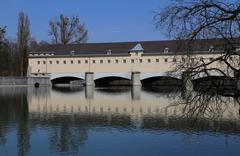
[28,51,227,79]
[0,77,51,86]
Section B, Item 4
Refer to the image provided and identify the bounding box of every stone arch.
[34,82,40,88]
[94,73,131,86]
[140,72,180,81]
[94,72,131,80]
[141,74,182,87]
[50,73,85,80]
[51,76,84,85]
[191,72,225,80]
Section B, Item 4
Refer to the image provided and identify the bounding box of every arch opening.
[141,76,182,87]
[34,82,40,88]
[95,76,131,87]
[51,76,84,86]
[192,76,237,92]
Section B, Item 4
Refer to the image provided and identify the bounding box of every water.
[0,86,240,156]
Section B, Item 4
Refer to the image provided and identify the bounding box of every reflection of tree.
[49,119,88,154]
[0,88,30,156]
[168,89,238,123]
[17,94,30,156]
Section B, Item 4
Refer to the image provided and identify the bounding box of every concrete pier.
[131,85,141,100]
[182,71,193,91]
[234,70,240,91]
[85,85,94,99]
[85,72,95,86]
[131,72,141,86]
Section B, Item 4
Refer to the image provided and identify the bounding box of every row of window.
[38,58,172,65]
[37,57,215,65]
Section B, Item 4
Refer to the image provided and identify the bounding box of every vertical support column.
[27,66,32,77]
[234,70,240,91]
[182,71,193,92]
[85,85,94,99]
[85,72,95,86]
[131,85,141,100]
[131,72,142,86]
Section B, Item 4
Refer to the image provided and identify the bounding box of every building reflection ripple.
[0,86,240,155]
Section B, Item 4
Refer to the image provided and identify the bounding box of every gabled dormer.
[129,43,144,56]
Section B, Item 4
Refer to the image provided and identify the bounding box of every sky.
[0,0,171,43]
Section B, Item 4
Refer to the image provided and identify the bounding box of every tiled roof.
[31,39,239,56]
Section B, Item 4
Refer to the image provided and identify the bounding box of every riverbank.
[0,77,51,86]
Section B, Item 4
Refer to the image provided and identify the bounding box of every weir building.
[28,39,234,86]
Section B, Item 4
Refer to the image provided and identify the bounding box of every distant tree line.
[0,13,88,76]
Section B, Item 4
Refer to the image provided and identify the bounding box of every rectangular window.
[37,61,40,64]
[78,60,81,64]
[173,58,176,62]
[71,60,74,64]
[85,60,88,64]
[92,60,96,63]
[115,59,118,63]
[148,59,151,63]
[156,59,159,63]
[139,59,143,63]
[123,59,127,63]
[164,58,168,62]
[63,60,66,64]
[100,60,103,63]
[49,61,52,64]
[56,60,59,64]
[131,59,134,63]
[43,61,46,64]
[108,60,111,63]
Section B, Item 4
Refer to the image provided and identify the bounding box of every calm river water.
[0,86,240,156]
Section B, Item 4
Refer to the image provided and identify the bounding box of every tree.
[154,0,240,79]
[0,27,10,76]
[17,12,30,76]
[48,14,88,44]
[0,27,5,43]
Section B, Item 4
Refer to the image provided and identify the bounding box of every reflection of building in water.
[27,87,240,129]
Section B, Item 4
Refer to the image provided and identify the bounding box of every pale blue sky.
[0,0,171,43]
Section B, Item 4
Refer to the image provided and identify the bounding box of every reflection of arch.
[141,76,182,87]
[51,76,84,85]
[95,76,131,86]
[96,86,131,94]
[52,86,83,93]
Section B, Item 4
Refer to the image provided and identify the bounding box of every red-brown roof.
[31,39,239,56]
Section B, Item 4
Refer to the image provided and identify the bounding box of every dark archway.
[51,77,84,85]
[192,76,238,95]
[95,76,131,87]
[34,82,40,88]
[141,76,182,87]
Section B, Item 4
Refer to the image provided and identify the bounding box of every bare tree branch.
[48,14,88,44]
